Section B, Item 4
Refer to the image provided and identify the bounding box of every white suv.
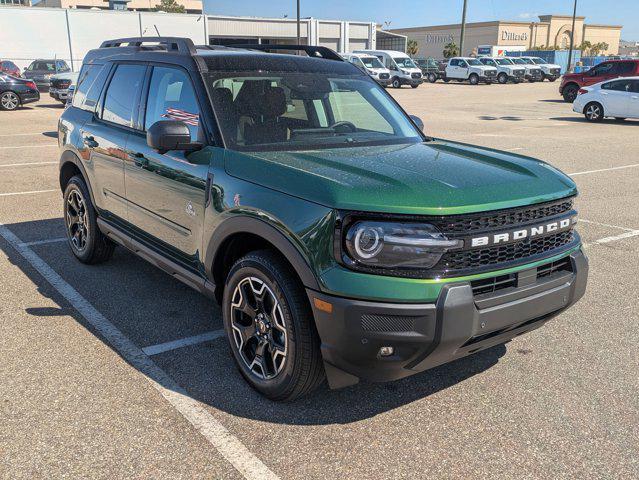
[478,57,526,84]
[445,57,497,85]
[522,56,562,82]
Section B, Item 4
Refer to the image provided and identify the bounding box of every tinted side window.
[102,64,146,127]
[144,66,200,141]
[614,62,636,75]
[450,59,458,66]
[592,63,613,76]
[602,80,631,92]
[72,64,105,111]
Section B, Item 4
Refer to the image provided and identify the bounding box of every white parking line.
[0,223,279,480]
[592,230,639,245]
[0,144,58,150]
[142,330,226,356]
[20,237,67,247]
[0,132,50,137]
[0,189,57,197]
[568,163,639,176]
[0,161,57,168]
[579,219,636,232]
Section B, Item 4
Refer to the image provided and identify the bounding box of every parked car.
[0,60,21,77]
[573,77,639,122]
[58,37,587,400]
[343,53,391,87]
[0,74,40,110]
[22,59,71,90]
[560,59,639,103]
[523,56,562,82]
[443,57,497,84]
[478,57,526,84]
[414,57,445,83]
[353,49,423,88]
[49,71,79,104]
[509,57,544,82]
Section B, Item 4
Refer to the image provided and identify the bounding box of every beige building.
[35,0,203,13]
[390,14,622,57]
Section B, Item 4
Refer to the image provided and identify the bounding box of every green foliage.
[443,42,459,59]
[153,0,186,13]
[406,39,419,56]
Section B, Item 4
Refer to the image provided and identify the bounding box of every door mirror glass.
[409,115,424,132]
[147,120,202,154]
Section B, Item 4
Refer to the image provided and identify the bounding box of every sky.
[202,0,639,40]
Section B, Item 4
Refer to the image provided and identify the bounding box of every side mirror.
[146,120,202,154]
[410,115,424,132]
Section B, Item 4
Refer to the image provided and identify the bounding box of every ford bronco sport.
[58,38,588,401]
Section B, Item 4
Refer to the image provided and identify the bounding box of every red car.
[0,60,21,78]
[560,59,639,102]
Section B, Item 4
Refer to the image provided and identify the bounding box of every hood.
[562,72,584,81]
[225,140,577,215]
[51,72,79,82]
[476,65,497,71]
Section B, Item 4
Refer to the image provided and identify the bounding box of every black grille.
[536,256,572,279]
[514,70,525,76]
[411,72,422,79]
[51,79,71,89]
[432,198,574,234]
[361,314,415,332]
[437,230,575,272]
[379,73,390,80]
[551,68,561,75]
[485,70,496,76]
[471,273,517,296]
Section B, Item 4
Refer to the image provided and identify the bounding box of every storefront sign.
[502,31,528,41]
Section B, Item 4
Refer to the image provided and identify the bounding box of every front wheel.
[562,84,579,103]
[469,73,479,85]
[391,77,401,88]
[223,251,325,401]
[497,72,508,84]
[427,73,437,83]
[0,91,20,111]
[584,102,604,122]
[548,77,557,82]
[411,84,419,89]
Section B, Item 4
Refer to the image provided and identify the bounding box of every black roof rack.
[99,37,197,55]
[231,44,344,61]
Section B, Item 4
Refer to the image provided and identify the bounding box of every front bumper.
[375,77,392,87]
[309,250,588,389]
[49,88,70,101]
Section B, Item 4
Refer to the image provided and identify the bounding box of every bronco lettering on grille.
[469,216,576,248]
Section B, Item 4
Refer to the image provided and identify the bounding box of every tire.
[549,77,557,82]
[411,84,419,89]
[584,102,604,122]
[562,84,579,103]
[0,91,20,111]
[497,72,508,84]
[63,176,115,264]
[443,78,450,83]
[614,117,626,122]
[391,77,401,89]
[223,250,325,401]
[427,73,437,83]
[469,73,479,85]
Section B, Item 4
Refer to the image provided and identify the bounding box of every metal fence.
[505,50,582,75]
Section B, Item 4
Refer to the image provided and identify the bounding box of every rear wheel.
[562,84,579,103]
[497,72,508,84]
[223,250,324,401]
[469,73,479,85]
[63,176,115,264]
[391,77,401,88]
[549,77,558,82]
[411,84,419,89]
[0,91,20,111]
[427,73,437,83]
[584,102,604,122]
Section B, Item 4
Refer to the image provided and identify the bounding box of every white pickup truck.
[521,56,562,82]
[478,57,526,84]
[444,57,498,85]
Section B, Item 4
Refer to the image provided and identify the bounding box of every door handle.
[83,135,98,148]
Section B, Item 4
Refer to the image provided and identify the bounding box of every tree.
[406,39,419,57]
[154,0,185,13]
[578,40,592,55]
[589,42,609,56]
[443,42,459,58]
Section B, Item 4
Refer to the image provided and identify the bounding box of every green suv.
[58,38,588,400]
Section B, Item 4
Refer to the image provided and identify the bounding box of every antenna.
[154,25,161,37]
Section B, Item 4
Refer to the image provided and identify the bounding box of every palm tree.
[443,42,459,59]
[407,39,419,57]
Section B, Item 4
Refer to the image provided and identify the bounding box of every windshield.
[205,73,423,152]
[360,57,385,69]
[531,58,547,65]
[393,57,417,69]
[28,61,57,71]
[481,59,496,66]
[467,59,483,66]
[496,58,514,65]
[511,58,526,65]
[519,58,534,65]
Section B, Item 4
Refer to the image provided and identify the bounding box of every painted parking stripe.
[0,223,279,480]
[20,237,67,247]
[0,161,57,168]
[0,132,54,137]
[569,163,639,176]
[0,144,58,150]
[142,330,226,356]
[0,189,57,197]
[592,230,639,245]
[579,219,636,232]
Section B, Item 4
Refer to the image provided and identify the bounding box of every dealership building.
[390,14,622,57]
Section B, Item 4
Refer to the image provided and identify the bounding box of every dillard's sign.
[424,33,455,44]
[502,30,529,41]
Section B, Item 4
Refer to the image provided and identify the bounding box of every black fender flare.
[204,215,321,291]
[58,149,97,206]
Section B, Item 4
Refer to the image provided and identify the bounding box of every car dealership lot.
[1,84,637,479]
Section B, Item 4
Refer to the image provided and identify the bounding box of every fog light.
[379,346,394,357]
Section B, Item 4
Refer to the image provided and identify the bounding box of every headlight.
[343,220,463,270]
[402,69,408,74]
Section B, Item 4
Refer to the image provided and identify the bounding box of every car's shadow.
[1,218,507,425]
[36,103,64,109]
[550,116,639,125]
[538,99,567,103]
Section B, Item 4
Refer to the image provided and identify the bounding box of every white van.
[343,53,392,87]
[353,50,423,88]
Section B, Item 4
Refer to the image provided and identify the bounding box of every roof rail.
[99,37,197,55]
[232,44,344,61]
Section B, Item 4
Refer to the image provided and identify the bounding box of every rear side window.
[602,80,632,92]
[631,80,639,93]
[144,66,200,141]
[614,62,636,75]
[102,64,146,128]
[450,59,458,66]
[72,64,107,112]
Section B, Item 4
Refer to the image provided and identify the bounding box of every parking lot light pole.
[296,0,301,46]
[459,0,468,56]
[567,0,578,73]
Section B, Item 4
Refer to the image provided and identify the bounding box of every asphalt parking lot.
[1,82,637,479]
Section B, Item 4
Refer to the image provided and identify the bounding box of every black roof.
[82,37,362,76]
